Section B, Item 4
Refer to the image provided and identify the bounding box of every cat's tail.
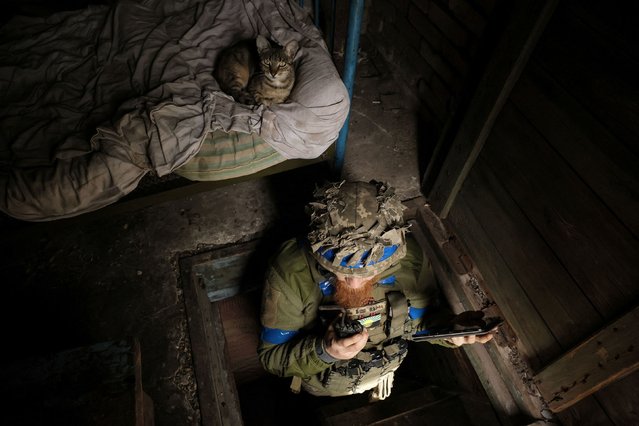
[232,89,256,105]
[223,84,255,105]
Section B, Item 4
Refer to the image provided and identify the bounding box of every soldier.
[258,180,493,400]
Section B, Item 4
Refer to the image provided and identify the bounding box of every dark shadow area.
[237,371,434,426]
[223,161,334,299]
[0,265,95,364]
[417,1,512,195]
[415,108,442,187]
[2,0,115,26]
[264,161,334,235]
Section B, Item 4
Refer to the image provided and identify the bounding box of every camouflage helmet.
[306,180,409,277]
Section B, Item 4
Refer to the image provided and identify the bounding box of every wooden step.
[319,386,474,426]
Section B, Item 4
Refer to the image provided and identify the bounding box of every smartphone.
[411,317,504,342]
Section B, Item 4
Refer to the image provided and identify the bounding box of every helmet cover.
[306,181,409,277]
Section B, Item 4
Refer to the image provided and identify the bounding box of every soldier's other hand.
[324,324,368,360]
[448,333,494,347]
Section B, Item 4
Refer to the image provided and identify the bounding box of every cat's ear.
[284,40,299,59]
[256,35,271,54]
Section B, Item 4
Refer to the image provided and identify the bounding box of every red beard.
[334,277,376,308]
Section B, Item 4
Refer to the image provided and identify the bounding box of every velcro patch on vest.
[346,301,386,329]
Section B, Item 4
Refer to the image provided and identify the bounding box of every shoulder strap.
[386,291,408,339]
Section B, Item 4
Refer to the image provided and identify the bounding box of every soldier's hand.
[448,332,494,347]
[323,323,368,360]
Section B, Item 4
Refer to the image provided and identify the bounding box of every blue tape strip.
[260,327,299,344]
[377,275,396,285]
[319,279,335,296]
[319,245,399,270]
[409,306,428,320]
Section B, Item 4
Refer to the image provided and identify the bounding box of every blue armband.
[261,327,299,344]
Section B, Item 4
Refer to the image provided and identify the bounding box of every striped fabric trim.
[175,129,286,181]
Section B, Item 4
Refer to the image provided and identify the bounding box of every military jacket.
[257,235,448,396]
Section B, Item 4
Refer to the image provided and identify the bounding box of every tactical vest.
[298,248,416,397]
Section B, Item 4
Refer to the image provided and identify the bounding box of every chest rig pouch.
[385,291,409,339]
[328,290,410,386]
[302,243,411,376]
[293,243,412,396]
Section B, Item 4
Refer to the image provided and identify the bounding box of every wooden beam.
[321,387,467,426]
[406,201,548,424]
[446,192,559,369]
[425,0,557,218]
[454,155,602,360]
[180,258,244,426]
[187,240,262,302]
[534,305,639,412]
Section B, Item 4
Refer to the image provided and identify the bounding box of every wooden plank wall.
[443,0,639,424]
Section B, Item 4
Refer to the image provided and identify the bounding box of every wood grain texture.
[534,305,639,412]
[426,0,558,217]
[217,292,265,385]
[555,396,614,426]
[322,387,470,426]
[589,371,639,426]
[459,156,602,356]
[511,65,639,237]
[484,103,639,318]
[410,207,548,421]
[447,193,557,369]
[534,1,639,152]
[180,259,244,426]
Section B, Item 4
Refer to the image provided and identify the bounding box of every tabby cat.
[214,35,299,107]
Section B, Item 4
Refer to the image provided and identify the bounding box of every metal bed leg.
[327,0,336,54]
[334,0,365,175]
[314,0,320,27]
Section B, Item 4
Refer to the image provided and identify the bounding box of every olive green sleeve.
[257,242,333,379]
[258,336,333,379]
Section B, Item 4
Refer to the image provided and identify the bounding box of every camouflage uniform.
[258,181,452,397]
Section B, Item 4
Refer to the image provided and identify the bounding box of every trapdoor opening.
[180,239,499,425]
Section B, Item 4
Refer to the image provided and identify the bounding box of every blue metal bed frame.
[299,0,365,174]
